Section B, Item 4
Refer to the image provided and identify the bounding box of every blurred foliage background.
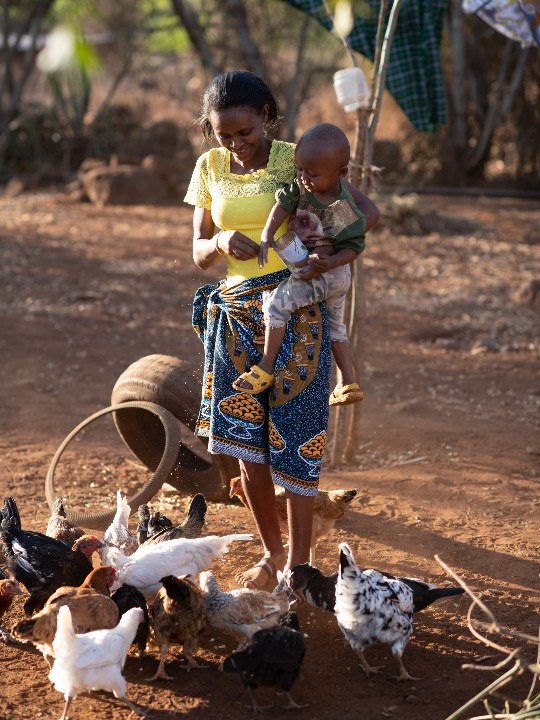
[0,0,538,192]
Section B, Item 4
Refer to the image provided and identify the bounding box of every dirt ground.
[0,190,539,720]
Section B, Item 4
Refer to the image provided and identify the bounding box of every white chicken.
[99,490,137,565]
[200,569,290,650]
[49,605,149,719]
[334,542,416,681]
[108,534,253,599]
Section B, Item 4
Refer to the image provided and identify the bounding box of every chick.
[148,574,206,680]
[45,499,86,547]
[222,611,306,712]
[230,478,356,564]
[200,570,290,650]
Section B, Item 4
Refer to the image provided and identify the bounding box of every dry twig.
[434,555,540,720]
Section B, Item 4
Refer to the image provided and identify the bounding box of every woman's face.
[209,106,268,165]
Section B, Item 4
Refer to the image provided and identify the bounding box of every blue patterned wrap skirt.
[192,270,331,496]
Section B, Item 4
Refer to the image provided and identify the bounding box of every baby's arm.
[259,202,291,269]
[343,180,379,231]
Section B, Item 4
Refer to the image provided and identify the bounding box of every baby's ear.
[338,164,349,178]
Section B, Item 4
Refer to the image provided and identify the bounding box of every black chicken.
[136,504,151,545]
[139,494,207,546]
[289,562,465,615]
[0,496,103,615]
[222,611,306,712]
[110,583,150,655]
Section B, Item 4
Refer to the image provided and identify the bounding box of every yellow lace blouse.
[184,140,296,286]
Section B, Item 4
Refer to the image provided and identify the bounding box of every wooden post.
[329,0,404,467]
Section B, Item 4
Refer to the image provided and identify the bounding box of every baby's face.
[295,143,344,195]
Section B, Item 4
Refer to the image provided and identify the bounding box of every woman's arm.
[192,206,259,270]
[343,180,380,232]
[259,202,290,268]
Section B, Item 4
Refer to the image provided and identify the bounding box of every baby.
[233,123,366,406]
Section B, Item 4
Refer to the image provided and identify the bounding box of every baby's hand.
[307,253,335,274]
[258,235,274,269]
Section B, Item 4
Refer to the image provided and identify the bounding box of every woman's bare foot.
[236,553,285,589]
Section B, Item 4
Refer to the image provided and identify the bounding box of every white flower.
[37,26,76,73]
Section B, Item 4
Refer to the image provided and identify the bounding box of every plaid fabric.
[279,0,448,132]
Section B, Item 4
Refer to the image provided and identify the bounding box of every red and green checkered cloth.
[278,0,447,133]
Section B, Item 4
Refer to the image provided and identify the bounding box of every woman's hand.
[193,207,259,269]
[219,230,259,261]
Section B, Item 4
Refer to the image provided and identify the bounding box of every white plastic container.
[333,67,370,112]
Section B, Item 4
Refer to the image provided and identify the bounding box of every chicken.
[222,611,306,712]
[149,574,206,680]
[13,566,120,666]
[230,478,356,564]
[99,490,138,564]
[0,577,22,642]
[46,498,85,547]
[200,570,290,650]
[139,493,208,546]
[111,584,150,655]
[0,496,103,615]
[136,504,151,545]
[49,605,149,720]
[108,533,252,599]
[335,542,417,681]
[289,563,465,615]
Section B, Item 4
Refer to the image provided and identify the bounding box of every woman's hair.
[199,71,279,140]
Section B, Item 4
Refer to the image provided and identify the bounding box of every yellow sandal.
[232,365,275,395]
[329,383,364,406]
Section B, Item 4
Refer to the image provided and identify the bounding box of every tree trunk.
[170,0,220,76]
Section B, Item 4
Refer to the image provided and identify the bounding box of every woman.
[185,71,378,590]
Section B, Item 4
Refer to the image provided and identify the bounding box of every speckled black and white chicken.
[99,491,137,565]
[289,562,464,615]
[334,542,417,681]
[200,570,290,650]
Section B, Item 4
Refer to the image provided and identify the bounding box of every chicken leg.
[356,649,384,677]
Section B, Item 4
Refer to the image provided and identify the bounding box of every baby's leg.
[326,287,356,385]
[233,278,294,392]
[325,267,364,404]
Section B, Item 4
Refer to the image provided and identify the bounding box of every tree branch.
[170,0,220,76]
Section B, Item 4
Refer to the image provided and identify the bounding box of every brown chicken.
[45,498,86,547]
[149,574,206,681]
[200,570,290,651]
[0,577,22,642]
[230,478,357,564]
[12,565,119,666]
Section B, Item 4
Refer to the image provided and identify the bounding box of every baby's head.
[295,123,350,194]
